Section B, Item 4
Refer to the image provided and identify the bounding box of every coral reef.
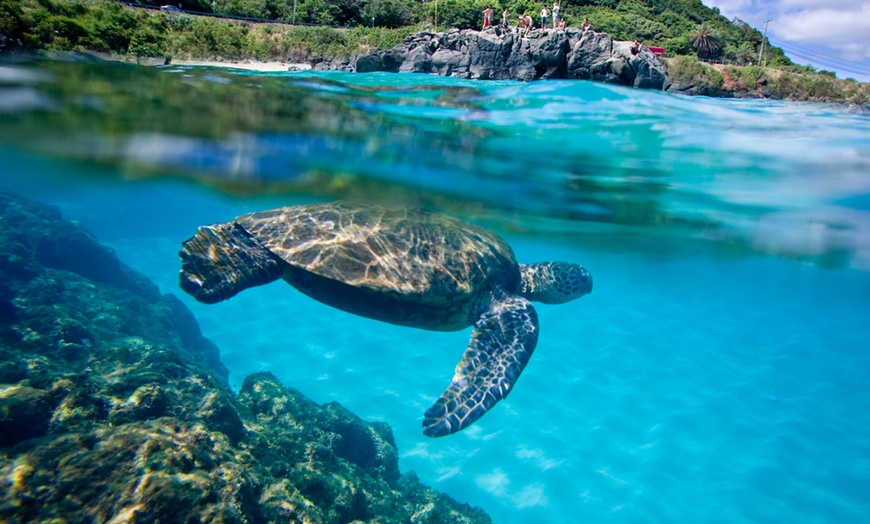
[0,189,490,523]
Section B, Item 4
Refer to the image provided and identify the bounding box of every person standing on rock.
[482,7,494,29]
[502,8,510,29]
[515,14,527,36]
[541,6,549,29]
[582,18,591,32]
[552,2,560,29]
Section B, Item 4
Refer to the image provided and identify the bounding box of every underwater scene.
[1,57,870,522]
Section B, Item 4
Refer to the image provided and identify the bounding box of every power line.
[770,37,869,69]
[771,40,870,76]
[773,41,870,71]
[775,49,870,76]
[772,33,868,62]
[767,19,870,76]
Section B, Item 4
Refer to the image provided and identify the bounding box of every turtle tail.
[179,222,283,304]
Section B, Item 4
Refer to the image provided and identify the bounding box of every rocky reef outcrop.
[323,28,666,89]
[0,189,490,523]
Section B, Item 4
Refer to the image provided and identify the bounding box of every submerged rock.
[342,28,666,89]
[0,189,491,523]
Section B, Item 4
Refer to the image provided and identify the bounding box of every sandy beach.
[169,59,311,72]
[76,50,312,72]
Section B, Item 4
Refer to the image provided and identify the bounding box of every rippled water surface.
[2,57,870,522]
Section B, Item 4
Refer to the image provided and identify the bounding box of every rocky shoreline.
[0,189,491,523]
[314,27,667,91]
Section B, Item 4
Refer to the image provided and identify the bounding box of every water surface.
[2,57,869,522]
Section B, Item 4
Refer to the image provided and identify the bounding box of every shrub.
[846,86,868,107]
[738,65,764,87]
[663,34,691,55]
[666,55,723,95]
[346,25,415,51]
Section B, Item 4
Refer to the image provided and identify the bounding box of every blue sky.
[701,1,870,82]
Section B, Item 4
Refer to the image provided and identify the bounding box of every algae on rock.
[0,189,490,524]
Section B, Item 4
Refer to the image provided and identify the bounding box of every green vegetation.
[0,0,416,61]
[1,0,867,104]
[552,1,794,69]
[660,56,870,103]
[664,54,723,96]
[1,0,784,59]
[721,63,856,102]
[0,0,828,70]
[161,17,411,61]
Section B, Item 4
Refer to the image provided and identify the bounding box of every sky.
[701,1,870,82]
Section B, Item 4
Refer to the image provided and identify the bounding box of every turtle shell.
[234,201,520,330]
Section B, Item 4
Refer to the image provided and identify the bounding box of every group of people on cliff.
[482,4,592,36]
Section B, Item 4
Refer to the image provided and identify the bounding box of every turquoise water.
[2,58,870,522]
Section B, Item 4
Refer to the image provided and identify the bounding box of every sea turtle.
[179,201,592,437]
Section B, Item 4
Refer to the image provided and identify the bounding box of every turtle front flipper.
[179,222,284,304]
[423,288,539,437]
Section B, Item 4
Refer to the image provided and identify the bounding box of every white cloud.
[776,5,870,37]
[701,0,750,10]
[779,0,867,8]
[841,42,870,62]
[703,1,870,80]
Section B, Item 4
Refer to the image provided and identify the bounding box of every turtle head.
[518,262,592,304]
[179,222,283,304]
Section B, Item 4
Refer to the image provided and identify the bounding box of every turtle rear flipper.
[423,288,539,437]
[179,222,283,304]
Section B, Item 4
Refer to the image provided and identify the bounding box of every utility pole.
[758,19,771,67]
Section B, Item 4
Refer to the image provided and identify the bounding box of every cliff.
[317,27,667,90]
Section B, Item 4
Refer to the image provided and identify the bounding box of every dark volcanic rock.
[343,28,666,89]
[0,386,53,447]
[0,189,491,524]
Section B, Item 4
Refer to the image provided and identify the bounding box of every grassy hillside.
[137,0,797,72]
[0,0,415,61]
[664,55,869,104]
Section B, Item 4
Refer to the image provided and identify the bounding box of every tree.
[691,23,722,61]
[734,41,755,65]
[361,0,412,28]
[417,0,490,31]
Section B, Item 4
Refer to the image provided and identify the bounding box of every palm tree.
[735,42,756,65]
[692,24,723,61]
